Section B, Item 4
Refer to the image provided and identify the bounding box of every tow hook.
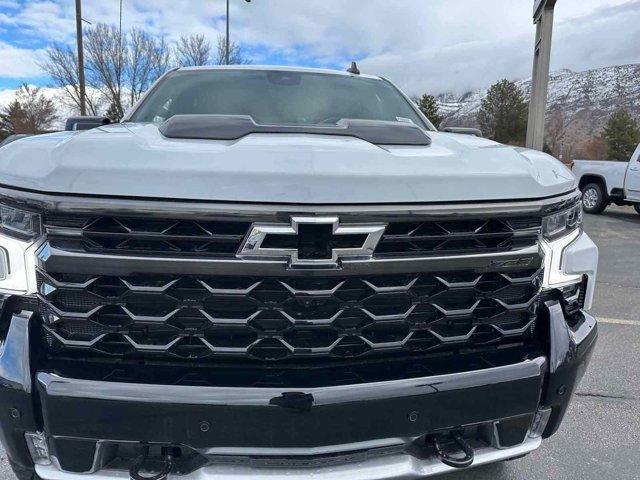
[431,431,475,469]
[129,446,174,480]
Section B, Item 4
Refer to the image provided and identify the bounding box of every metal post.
[225,0,230,65]
[526,0,557,150]
[75,0,87,116]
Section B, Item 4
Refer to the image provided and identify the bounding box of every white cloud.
[0,85,78,129]
[0,1,72,43]
[552,2,640,72]
[0,0,637,94]
[0,0,18,9]
[0,40,45,78]
[355,0,640,95]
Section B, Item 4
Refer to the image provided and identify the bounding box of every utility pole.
[75,0,87,116]
[526,0,558,151]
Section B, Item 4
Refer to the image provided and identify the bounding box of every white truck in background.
[572,143,640,215]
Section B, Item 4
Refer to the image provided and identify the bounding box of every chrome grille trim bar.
[0,185,579,219]
[37,242,541,276]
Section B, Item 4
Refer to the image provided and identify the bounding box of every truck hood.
[0,123,576,204]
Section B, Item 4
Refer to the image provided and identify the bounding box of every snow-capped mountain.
[0,86,109,131]
[2,63,638,137]
[438,63,640,140]
[0,86,87,131]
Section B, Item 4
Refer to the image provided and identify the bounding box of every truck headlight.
[1,205,41,239]
[540,198,584,288]
[0,204,42,295]
[541,201,582,240]
[539,197,596,312]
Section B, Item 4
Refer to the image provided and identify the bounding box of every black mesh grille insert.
[376,217,540,257]
[38,267,543,362]
[45,216,252,257]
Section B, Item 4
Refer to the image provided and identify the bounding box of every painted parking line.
[598,317,640,326]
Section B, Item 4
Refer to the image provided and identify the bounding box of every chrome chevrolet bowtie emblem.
[238,217,386,267]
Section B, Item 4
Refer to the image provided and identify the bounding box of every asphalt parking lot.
[0,206,638,480]
[445,205,640,480]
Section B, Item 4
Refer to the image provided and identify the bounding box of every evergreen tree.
[602,109,640,161]
[105,102,122,122]
[0,84,56,134]
[0,101,28,134]
[416,94,442,127]
[477,79,528,145]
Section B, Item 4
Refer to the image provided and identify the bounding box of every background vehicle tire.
[581,183,607,214]
[634,204,640,215]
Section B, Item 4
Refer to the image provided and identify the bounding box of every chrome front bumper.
[36,437,541,480]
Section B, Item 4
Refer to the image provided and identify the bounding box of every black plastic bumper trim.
[38,357,546,407]
[0,312,39,470]
[542,303,598,438]
[0,311,34,393]
[36,358,546,449]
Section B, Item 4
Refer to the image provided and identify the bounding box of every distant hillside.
[438,63,640,152]
[2,63,639,142]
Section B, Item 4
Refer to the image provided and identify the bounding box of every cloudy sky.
[0,0,639,95]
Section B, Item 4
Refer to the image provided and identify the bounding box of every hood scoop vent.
[159,115,431,146]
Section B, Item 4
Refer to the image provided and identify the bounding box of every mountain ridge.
[2,63,639,141]
[437,63,640,150]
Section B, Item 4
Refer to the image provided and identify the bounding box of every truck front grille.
[44,215,541,258]
[38,267,542,362]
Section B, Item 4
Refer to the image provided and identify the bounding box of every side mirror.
[442,127,483,137]
[65,116,111,131]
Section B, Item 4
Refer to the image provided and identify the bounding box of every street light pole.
[225,0,230,65]
[75,0,87,116]
[225,0,251,66]
[119,0,123,46]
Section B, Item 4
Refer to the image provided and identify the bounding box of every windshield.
[130,69,431,129]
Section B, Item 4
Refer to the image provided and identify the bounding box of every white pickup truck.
[572,143,640,214]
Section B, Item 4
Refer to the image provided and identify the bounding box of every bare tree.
[84,23,127,118]
[42,25,171,119]
[40,26,250,121]
[175,34,211,67]
[39,45,100,115]
[574,137,609,160]
[0,84,57,134]
[150,36,172,83]
[214,35,251,65]
[127,28,154,106]
[546,111,583,160]
[543,83,580,161]
[127,28,171,107]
